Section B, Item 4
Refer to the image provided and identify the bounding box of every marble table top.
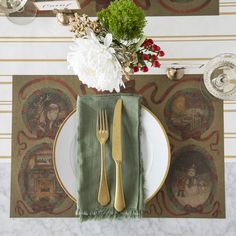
[0,161,235,236]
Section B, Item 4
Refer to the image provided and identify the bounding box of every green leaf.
[135,35,147,51]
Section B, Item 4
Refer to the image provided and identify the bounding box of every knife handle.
[114,162,125,212]
[98,143,110,206]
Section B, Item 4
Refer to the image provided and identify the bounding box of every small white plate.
[53,107,170,203]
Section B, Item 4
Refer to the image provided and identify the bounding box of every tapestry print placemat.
[11,76,79,217]
[14,0,219,17]
[11,75,225,218]
[77,0,219,16]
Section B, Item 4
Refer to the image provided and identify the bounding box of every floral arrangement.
[67,0,164,92]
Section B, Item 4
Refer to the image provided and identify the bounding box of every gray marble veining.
[0,163,236,236]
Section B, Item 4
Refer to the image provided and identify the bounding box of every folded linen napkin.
[76,94,143,221]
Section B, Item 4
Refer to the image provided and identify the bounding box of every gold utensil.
[96,109,110,206]
[112,99,125,212]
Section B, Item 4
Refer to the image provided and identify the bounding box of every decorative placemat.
[11,0,219,17]
[11,75,225,218]
[11,76,79,217]
[77,0,219,16]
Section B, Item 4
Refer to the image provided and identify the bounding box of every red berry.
[133,66,139,73]
[143,39,149,48]
[151,54,157,61]
[153,60,161,68]
[143,39,154,48]
[159,50,165,57]
[142,66,149,72]
[143,43,148,48]
[152,44,160,52]
[142,54,149,60]
[147,39,154,44]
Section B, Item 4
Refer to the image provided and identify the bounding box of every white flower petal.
[104,33,113,48]
[108,48,115,54]
[67,37,124,92]
[86,28,96,40]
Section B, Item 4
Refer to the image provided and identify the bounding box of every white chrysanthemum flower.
[67,30,124,92]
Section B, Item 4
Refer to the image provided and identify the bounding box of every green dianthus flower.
[97,0,146,41]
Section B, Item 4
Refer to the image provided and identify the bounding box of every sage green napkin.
[76,94,143,221]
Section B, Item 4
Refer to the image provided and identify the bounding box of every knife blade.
[112,99,123,163]
[112,99,125,212]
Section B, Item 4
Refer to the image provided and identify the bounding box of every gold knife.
[112,99,125,212]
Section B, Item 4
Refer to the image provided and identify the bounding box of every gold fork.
[96,109,110,206]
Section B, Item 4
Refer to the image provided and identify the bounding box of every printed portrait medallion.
[18,143,67,213]
[164,88,214,140]
[157,0,212,13]
[166,145,217,212]
[22,88,73,139]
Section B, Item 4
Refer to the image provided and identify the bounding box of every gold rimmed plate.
[53,106,170,204]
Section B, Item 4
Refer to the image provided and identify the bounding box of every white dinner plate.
[53,107,170,203]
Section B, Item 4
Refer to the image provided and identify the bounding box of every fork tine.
[102,110,105,131]
[97,111,99,131]
[105,110,108,131]
[99,110,102,131]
